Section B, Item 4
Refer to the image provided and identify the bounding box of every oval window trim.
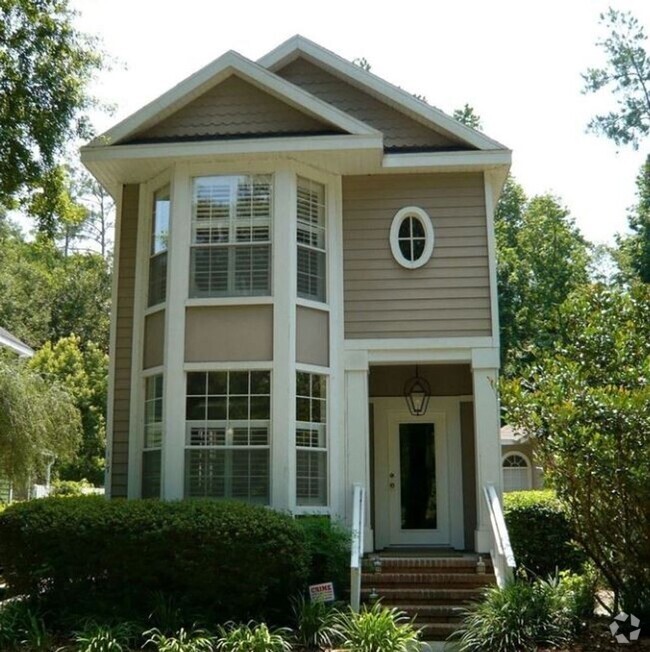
[389,206,434,269]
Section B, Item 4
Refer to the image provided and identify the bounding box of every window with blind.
[297,177,326,303]
[148,187,170,306]
[142,374,163,498]
[502,453,531,492]
[296,372,327,506]
[190,175,272,298]
[185,370,271,504]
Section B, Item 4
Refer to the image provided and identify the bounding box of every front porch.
[343,344,503,556]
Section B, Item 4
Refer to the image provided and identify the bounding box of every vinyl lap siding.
[111,184,139,497]
[276,58,466,151]
[132,75,339,142]
[342,173,492,339]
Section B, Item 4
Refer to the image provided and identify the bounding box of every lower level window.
[296,372,327,506]
[185,370,270,504]
[502,453,531,492]
[142,374,163,498]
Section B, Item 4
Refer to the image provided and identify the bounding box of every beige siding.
[143,310,165,369]
[369,364,472,397]
[131,75,340,142]
[276,58,466,150]
[343,173,492,339]
[111,184,139,498]
[185,306,273,362]
[460,401,477,549]
[296,306,329,367]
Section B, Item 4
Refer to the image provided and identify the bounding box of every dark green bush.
[295,516,350,597]
[0,497,309,624]
[504,490,585,576]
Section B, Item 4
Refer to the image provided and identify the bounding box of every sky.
[69,0,650,246]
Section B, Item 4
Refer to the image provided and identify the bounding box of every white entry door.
[387,411,450,545]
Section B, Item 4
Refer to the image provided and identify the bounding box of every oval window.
[390,206,434,269]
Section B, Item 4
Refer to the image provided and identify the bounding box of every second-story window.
[190,175,272,298]
[148,186,170,306]
[297,177,326,303]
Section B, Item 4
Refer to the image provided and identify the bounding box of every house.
[81,36,511,560]
[501,425,544,492]
[0,326,34,358]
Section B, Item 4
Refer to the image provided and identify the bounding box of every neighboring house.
[81,36,511,556]
[500,425,544,492]
[0,326,34,358]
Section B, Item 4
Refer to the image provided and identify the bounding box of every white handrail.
[483,483,516,587]
[350,483,365,612]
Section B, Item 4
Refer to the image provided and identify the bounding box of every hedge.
[0,497,309,623]
[504,490,585,576]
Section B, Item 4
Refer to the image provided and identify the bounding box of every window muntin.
[389,206,434,269]
[185,370,271,504]
[142,374,163,498]
[502,453,531,492]
[148,186,170,306]
[297,177,326,303]
[296,372,327,506]
[190,175,272,298]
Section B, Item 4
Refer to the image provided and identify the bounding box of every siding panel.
[132,75,339,142]
[277,58,468,151]
[111,184,139,497]
[342,173,492,339]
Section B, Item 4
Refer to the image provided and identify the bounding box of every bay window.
[185,370,271,503]
[148,186,170,306]
[142,374,163,498]
[190,175,272,298]
[297,177,326,303]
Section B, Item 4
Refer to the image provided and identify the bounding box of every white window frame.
[389,206,435,269]
[148,185,170,307]
[142,373,164,498]
[502,451,533,492]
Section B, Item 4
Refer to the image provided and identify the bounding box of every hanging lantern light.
[403,365,431,416]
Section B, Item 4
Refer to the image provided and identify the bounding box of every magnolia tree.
[501,284,650,622]
[0,357,81,490]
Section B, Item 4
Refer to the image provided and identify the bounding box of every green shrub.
[0,599,52,651]
[333,603,420,652]
[0,497,309,624]
[455,574,589,652]
[144,627,214,652]
[73,620,138,652]
[216,621,292,652]
[51,478,94,496]
[504,490,585,575]
[290,594,338,650]
[296,516,350,596]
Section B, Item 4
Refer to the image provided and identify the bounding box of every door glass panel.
[399,423,437,530]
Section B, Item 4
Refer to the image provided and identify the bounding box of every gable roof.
[89,49,380,148]
[0,326,33,358]
[258,36,507,152]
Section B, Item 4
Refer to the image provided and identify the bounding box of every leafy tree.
[453,104,482,130]
[582,8,650,148]
[0,356,81,487]
[74,169,115,258]
[495,188,591,375]
[501,284,650,621]
[616,154,650,283]
[0,0,103,234]
[29,336,107,484]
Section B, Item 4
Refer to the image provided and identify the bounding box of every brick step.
[366,556,492,573]
[361,587,482,604]
[401,604,466,623]
[361,572,495,587]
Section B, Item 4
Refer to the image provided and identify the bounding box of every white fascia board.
[81,134,383,164]
[89,51,379,148]
[259,36,509,152]
[382,149,512,172]
[0,333,34,358]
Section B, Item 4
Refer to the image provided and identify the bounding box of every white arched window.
[389,206,434,269]
[502,452,532,492]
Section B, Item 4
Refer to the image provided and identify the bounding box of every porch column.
[471,347,502,553]
[344,350,373,552]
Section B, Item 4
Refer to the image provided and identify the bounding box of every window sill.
[293,505,331,516]
[296,297,329,312]
[186,296,274,308]
[144,303,166,317]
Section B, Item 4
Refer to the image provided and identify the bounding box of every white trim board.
[88,50,380,148]
[258,35,509,152]
[0,331,33,358]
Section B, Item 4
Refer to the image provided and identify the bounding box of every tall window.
[297,177,326,302]
[296,372,327,506]
[185,370,271,504]
[142,374,163,498]
[148,186,170,306]
[190,175,272,298]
